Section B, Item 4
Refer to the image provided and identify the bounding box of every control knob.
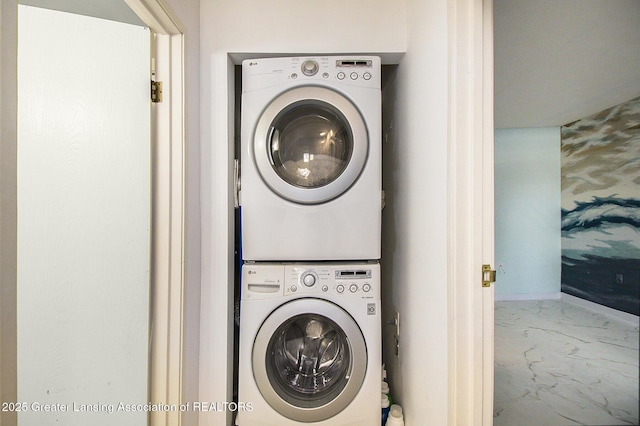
[301,60,319,76]
[301,271,317,287]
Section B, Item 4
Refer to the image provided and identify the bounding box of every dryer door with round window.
[253,86,368,204]
[252,298,367,422]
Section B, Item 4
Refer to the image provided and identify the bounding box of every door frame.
[0,1,187,425]
[122,1,188,424]
[447,0,495,424]
[0,1,19,425]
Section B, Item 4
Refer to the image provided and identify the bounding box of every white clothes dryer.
[239,56,382,261]
[236,262,381,426]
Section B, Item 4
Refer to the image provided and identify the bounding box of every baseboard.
[495,292,561,301]
[561,293,640,327]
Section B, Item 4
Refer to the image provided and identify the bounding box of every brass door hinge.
[151,80,163,103]
[482,264,496,287]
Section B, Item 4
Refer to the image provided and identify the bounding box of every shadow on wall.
[561,96,640,316]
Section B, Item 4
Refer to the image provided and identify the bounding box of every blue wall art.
[561,96,640,316]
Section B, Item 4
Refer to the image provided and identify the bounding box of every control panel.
[242,56,381,92]
[242,263,380,300]
[284,264,378,299]
[287,58,374,82]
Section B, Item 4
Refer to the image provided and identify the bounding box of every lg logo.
[248,270,256,275]
[248,62,258,66]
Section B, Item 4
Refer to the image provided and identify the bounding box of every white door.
[17,6,150,425]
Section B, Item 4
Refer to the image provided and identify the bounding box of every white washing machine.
[236,262,381,426]
[239,56,382,261]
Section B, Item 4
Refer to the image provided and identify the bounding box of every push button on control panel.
[349,284,358,293]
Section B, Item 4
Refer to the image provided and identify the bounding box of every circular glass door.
[252,299,367,422]
[254,86,368,204]
[268,103,352,189]
[268,314,350,406]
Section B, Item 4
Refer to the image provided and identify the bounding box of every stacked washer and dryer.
[237,56,382,425]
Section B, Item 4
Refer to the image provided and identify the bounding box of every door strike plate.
[482,264,496,287]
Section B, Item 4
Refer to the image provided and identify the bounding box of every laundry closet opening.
[230,58,399,423]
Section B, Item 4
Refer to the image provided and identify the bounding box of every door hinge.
[151,80,163,103]
[482,264,496,288]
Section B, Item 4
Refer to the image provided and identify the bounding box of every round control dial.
[301,271,318,287]
[301,60,319,76]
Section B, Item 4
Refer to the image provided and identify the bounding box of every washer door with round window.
[253,86,368,204]
[252,298,367,422]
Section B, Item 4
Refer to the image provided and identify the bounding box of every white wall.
[494,0,640,128]
[198,1,406,424]
[200,0,406,58]
[381,0,450,422]
[494,127,561,298]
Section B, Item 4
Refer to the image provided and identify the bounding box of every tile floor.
[494,298,639,426]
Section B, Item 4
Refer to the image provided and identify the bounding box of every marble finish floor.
[494,299,639,426]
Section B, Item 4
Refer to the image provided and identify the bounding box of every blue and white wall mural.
[561,96,640,316]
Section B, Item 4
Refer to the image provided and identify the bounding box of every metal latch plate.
[482,264,496,287]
